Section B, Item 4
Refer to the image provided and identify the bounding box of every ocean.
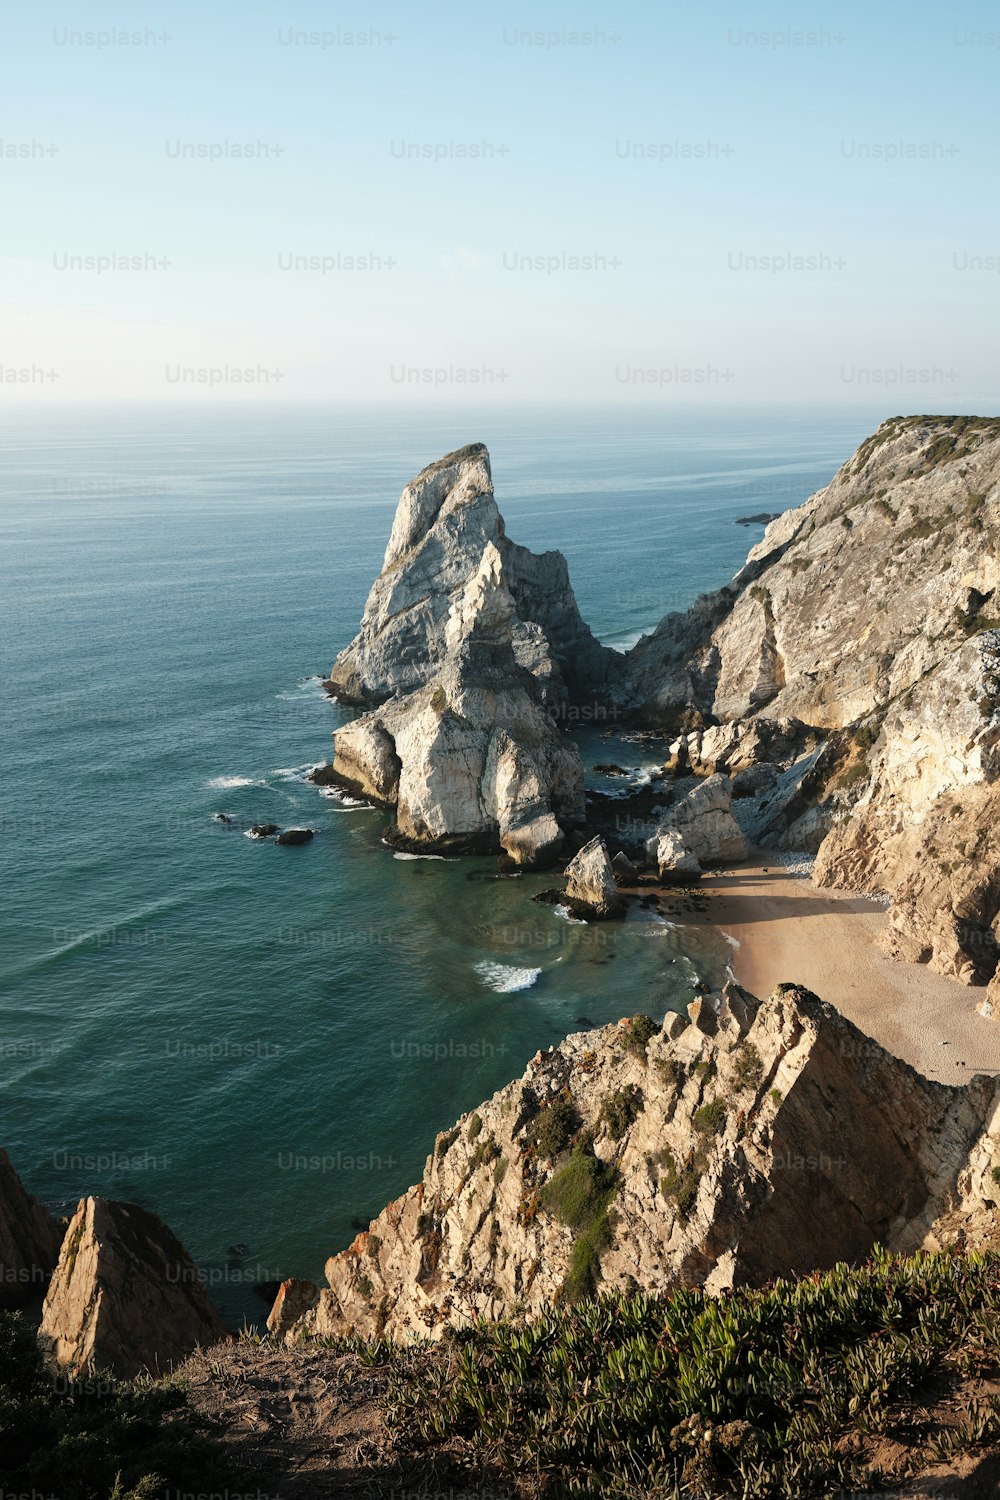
[0,401,886,1323]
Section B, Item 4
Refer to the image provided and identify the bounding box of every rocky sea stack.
[325,444,616,865]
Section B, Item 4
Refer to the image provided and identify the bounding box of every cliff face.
[331,542,586,864]
[0,1149,62,1309]
[623,415,1000,985]
[272,984,1000,1343]
[624,415,1000,730]
[329,443,614,709]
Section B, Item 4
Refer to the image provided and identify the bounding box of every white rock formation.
[647,828,702,881]
[623,416,1000,985]
[332,544,585,865]
[329,443,614,707]
[651,774,747,866]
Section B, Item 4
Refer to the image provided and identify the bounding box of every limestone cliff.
[331,543,586,865]
[329,443,614,709]
[622,415,1000,985]
[271,984,1000,1342]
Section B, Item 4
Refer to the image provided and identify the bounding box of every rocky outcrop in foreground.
[271,984,1000,1342]
[329,443,613,708]
[37,1196,226,1378]
[621,415,1000,987]
[0,1149,63,1308]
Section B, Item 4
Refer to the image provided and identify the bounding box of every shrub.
[660,1147,704,1221]
[471,1133,499,1170]
[852,719,881,750]
[0,1311,235,1499]
[732,1041,764,1093]
[622,1014,659,1058]
[529,1096,577,1161]
[494,1156,508,1186]
[656,1056,682,1089]
[540,1147,620,1303]
[384,1247,1000,1498]
[693,1098,727,1137]
[599,1085,643,1141]
[436,1127,460,1160]
[835,758,869,790]
[467,1113,483,1142]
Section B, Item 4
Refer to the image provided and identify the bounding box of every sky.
[2,0,998,405]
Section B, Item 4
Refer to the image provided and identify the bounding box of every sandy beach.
[675,851,1000,1085]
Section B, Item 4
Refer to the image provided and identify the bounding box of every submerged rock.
[273,982,1000,1342]
[37,1197,227,1379]
[276,827,315,846]
[0,1149,63,1309]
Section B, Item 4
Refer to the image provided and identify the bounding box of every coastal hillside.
[270,984,1000,1344]
[621,415,1000,990]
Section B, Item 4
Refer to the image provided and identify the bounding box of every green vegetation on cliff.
[381,1247,1000,1497]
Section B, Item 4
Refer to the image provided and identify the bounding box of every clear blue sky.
[2,0,998,404]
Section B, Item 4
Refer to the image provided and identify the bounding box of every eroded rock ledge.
[270,983,1000,1343]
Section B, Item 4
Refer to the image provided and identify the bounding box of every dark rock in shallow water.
[249,823,280,839]
[308,762,342,787]
[276,828,314,846]
[213,812,235,825]
[735,511,780,526]
[252,1278,283,1305]
[593,763,631,777]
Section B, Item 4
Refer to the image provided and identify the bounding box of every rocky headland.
[321,415,1000,1008]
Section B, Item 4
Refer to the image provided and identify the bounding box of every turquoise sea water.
[0,402,885,1323]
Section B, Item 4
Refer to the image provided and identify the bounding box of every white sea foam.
[554,904,588,926]
[271,762,324,781]
[319,787,372,810]
[474,961,542,993]
[392,850,447,861]
[206,775,262,789]
[275,677,328,701]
